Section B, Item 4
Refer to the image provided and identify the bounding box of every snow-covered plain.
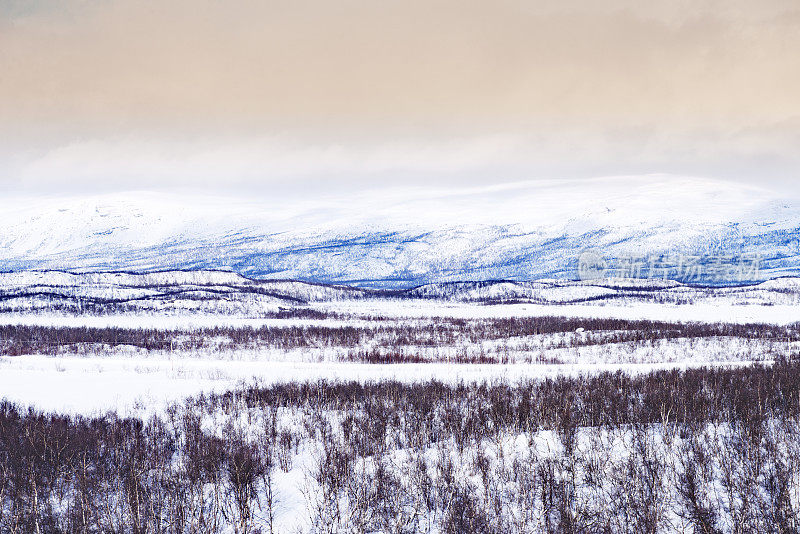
[1,355,760,416]
[0,270,797,415]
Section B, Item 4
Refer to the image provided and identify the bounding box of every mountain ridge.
[2,176,798,288]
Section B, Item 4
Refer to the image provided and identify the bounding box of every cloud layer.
[1,0,798,192]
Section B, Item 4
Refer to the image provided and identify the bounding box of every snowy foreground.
[1,272,800,532]
[2,364,800,533]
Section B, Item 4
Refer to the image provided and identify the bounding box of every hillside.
[1,176,798,288]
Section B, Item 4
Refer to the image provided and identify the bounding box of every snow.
[0,314,380,329]
[0,269,799,320]
[322,299,800,325]
[0,355,758,416]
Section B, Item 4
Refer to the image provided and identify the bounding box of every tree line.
[1,317,797,356]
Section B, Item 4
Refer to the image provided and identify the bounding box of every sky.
[1,0,798,196]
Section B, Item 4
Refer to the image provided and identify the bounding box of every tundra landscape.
[3,0,800,531]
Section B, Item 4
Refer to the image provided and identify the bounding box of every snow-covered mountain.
[1,176,799,288]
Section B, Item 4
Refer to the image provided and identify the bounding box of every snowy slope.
[0,270,799,315]
[407,277,800,305]
[1,176,798,288]
[0,270,375,315]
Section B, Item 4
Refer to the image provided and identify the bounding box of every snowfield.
[0,351,765,416]
[0,270,797,415]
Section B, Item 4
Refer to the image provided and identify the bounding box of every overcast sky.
[1,0,798,196]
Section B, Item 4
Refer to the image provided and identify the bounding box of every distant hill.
[1,176,798,288]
